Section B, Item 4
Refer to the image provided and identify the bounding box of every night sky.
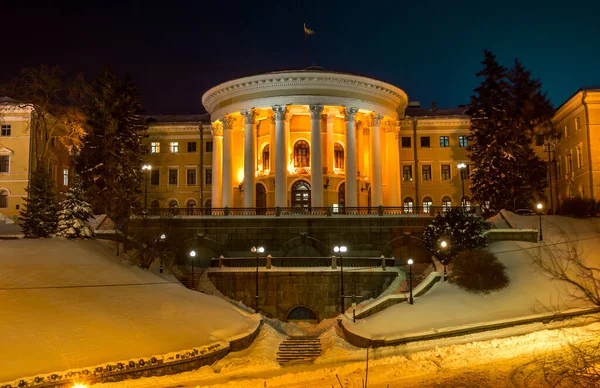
[4,0,600,114]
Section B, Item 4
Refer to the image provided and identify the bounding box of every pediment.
[0,147,14,155]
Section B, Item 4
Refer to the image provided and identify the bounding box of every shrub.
[557,197,596,218]
[449,250,509,294]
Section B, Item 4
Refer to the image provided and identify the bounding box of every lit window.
[422,197,433,213]
[442,197,452,212]
[151,142,160,153]
[294,140,310,167]
[440,136,449,147]
[401,137,411,148]
[0,155,8,173]
[170,142,179,153]
[169,169,178,185]
[63,169,69,186]
[422,165,431,181]
[334,144,344,169]
[402,165,412,181]
[403,198,414,214]
[263,145,270,170]
[441,165,451,180]
[458,136,468,147]
[0,124,11,136]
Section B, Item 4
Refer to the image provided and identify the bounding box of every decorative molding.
[309,105,324,119]
[147,125,201,133]
[344,107,359,121]
[370,112,383,126]
[382,118,400,133]
[222,115,237,130]
[362,127,370,136]
[240,109,258,125]
[324,113,335,124]
[271,105,288,121]
[201,71,409,116]
[211,121,223,137]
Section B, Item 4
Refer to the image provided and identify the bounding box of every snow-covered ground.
[0,239,259,383]
[340,212,599,341]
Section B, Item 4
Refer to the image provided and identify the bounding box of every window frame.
[205,168,212,185]
[439,136,450,147]
[63,168,69,186]
[441,164,451,180]
[294,140,310,168]
[334,143,344,169]
[187,141,197,153]
[422,165,431,181]
[169,141,179,153]
[458,135,468,147]
[0,124,11,137]
[402,165,412,181]
[262,144,270,170]
[168,169,178,185]
[401,137,411,148]
[420,136,430,148]
[205,141,213,153]
[0,155,9,173]
[186,168,197,186]
[150,169,159,185]
[150,142,160,153]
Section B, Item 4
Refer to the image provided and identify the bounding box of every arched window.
[442,197,452,212]
[0,190,7,208]
[291,180,311,208]
[186,199,196,215]
[403,197,414,214]
[150,200,159,208]
[168,200,178,208]
[262,145,270,171]
[204,199,212,215]
[461,197,471,211]
[334,143,344,170]
[294,140,310,167]
[422,197,433,214]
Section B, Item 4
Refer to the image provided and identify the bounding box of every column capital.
[309,104,324,119]
[211,121,223,137]
[272,105,288,121]
[382,118,400,133]
[240,109,258,125]
[344,107,359,121]
[222,115,237,130]
[370,112,383,126]
[324,113,335,124]
[284,111,292,124]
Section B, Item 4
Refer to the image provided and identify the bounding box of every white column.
[309,105,324,207]
[371,113,383,206]
[241,109,256,208]
[326,112,334,174]
[344,107,359,207]
[273,105,287,208]
[211,122,223,208]
[385,124,400,206]
[222,115,235,207]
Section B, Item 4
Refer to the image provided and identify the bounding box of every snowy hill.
[0,239,259,382]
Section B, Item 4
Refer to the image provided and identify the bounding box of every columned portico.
[371,113,383,207]
[344,107,359,207]
[309,105,324,207]
[273,105,287,207]
[222,115,235,207]
[241,109,257,207]
[211,122,224,208]
[384,120,400,206]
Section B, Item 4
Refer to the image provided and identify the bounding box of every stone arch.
[286,305,319,322]
[182,235,222,268]
[382,235,432,265]
[293,139,310,168]
[280,235,327,257]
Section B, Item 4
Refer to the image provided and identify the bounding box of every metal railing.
[209,256,396,268]
[134,206,476,218]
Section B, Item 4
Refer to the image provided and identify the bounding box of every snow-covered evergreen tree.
[422,208,490,264]
[466,51,555,217]
[56,175,94,238]
[20,166,58,238]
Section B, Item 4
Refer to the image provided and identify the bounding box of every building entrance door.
[291,180,311,209]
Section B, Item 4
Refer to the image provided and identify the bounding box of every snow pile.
[0,239,259,383]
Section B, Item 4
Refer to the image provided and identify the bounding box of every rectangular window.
[422,165,431,181]
[170,142,179,153]
[0,155,8,173]
[441,164,451,180]
[566,154,572,174]
[401,137,411,148]
[187,169,196,185]
[535,134,545,146]
[150,142,160,153]
[575,117,581,131]
[205,168,212,185]
[150,170,159,185]
[555,158,561,178]
[420,136,430,148]
[577,147,583,169]
[402,165,412,181]
[187,142,197,153]
[440,136,449,147]
[564,125,569,138]
[458,135,468,147]
[205,141,213,153]
[1,124,11,136]
[63,169,69,186]
[169,169,178,185]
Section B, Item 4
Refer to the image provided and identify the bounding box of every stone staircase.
[276,336,321,364]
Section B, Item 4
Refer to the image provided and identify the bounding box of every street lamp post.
[251,246,265,312]
[334,245,348,314]
[457,163,466,208]
[536,203,543,242]
[407,258,414,305]
[159,233,166,273]
[440,240,449,281]
[189,250,196,289]
[142,164,152,210]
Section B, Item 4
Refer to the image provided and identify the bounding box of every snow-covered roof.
[145,113,210,125]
